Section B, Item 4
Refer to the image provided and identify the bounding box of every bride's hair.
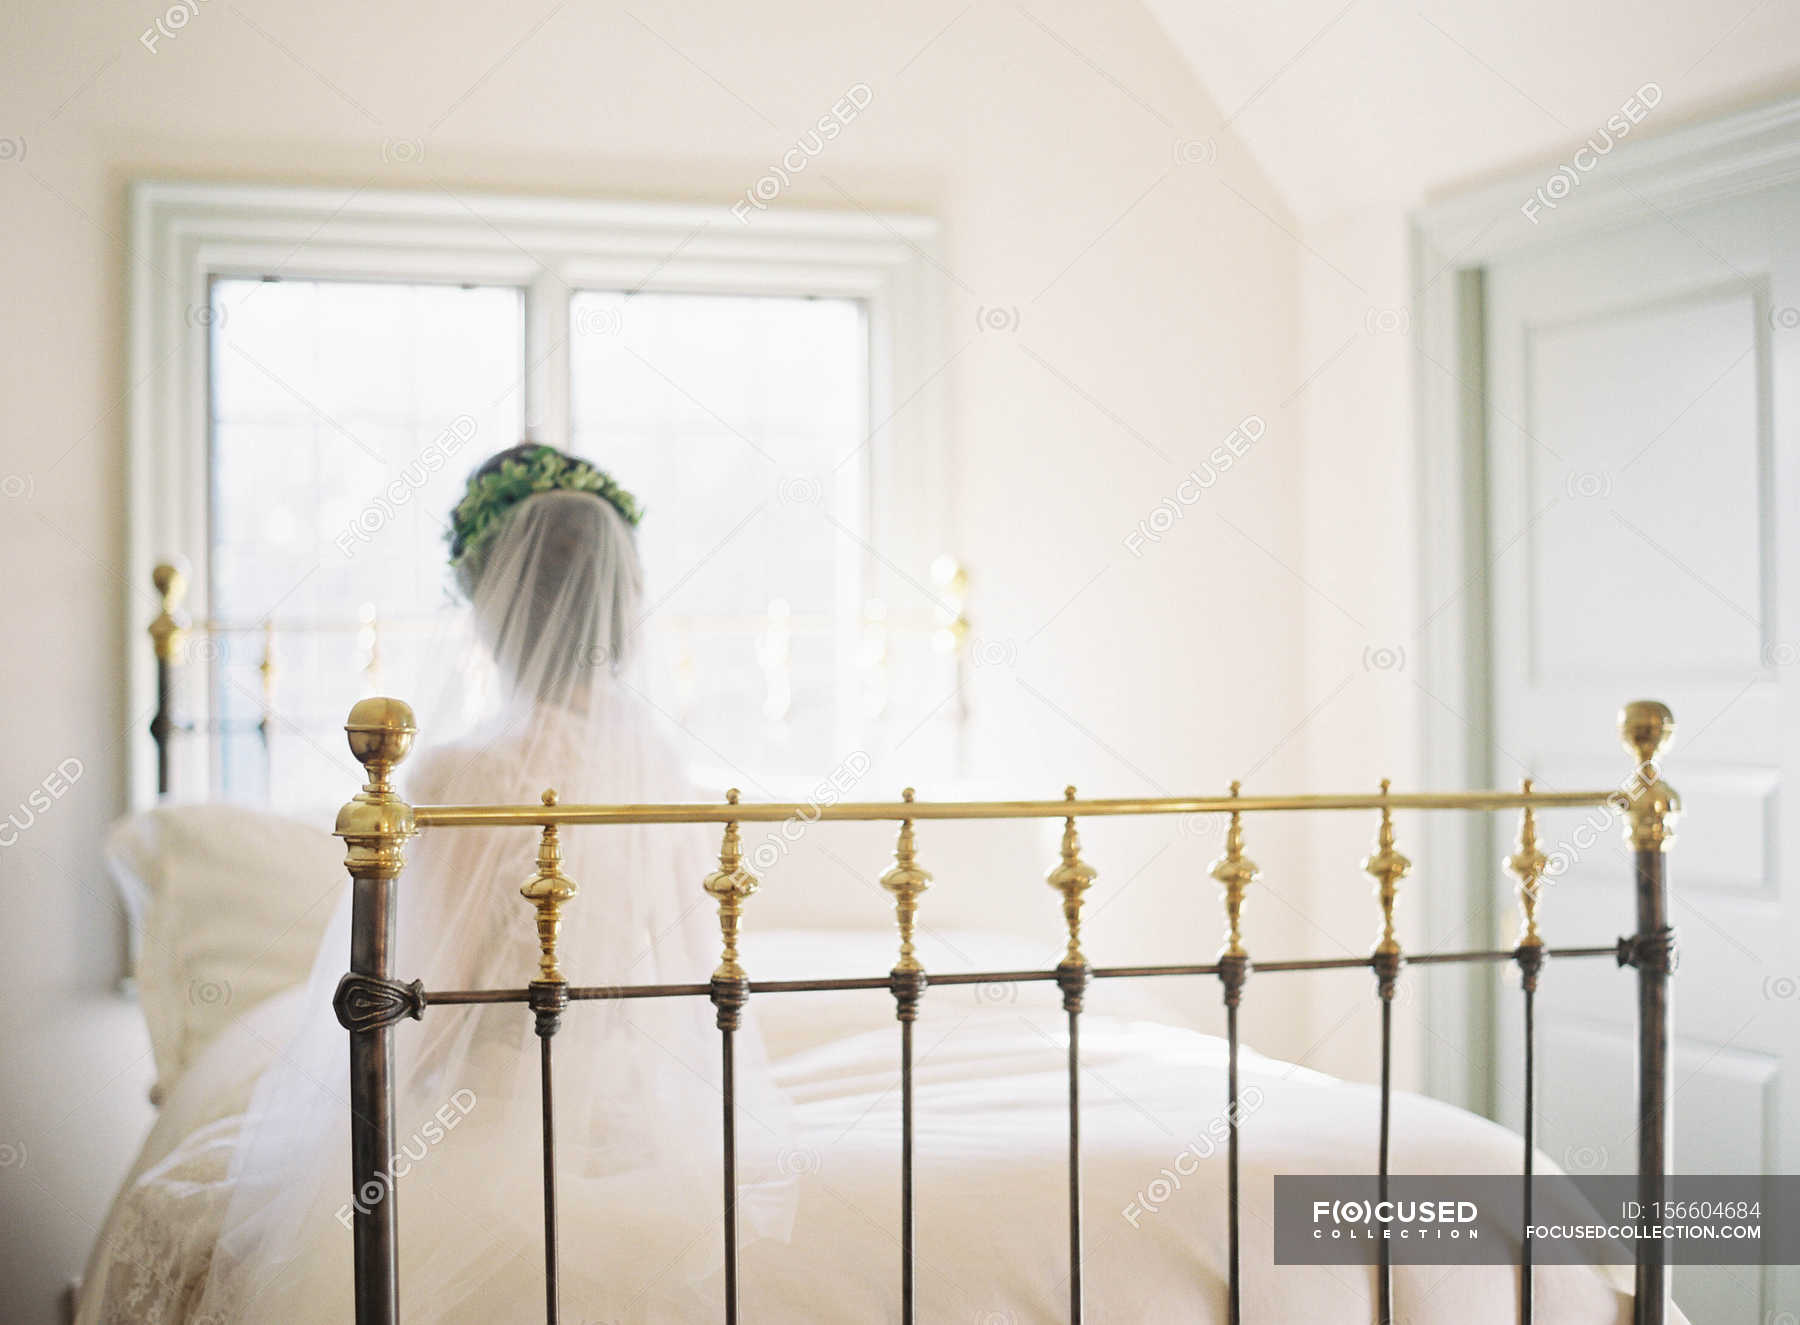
[451,443,645,700]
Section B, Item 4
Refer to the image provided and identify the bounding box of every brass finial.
[258,620,277,705]
[1618,700,1680,852]
[341,697,416,794]
[1210,780,1259,959]
[703,788,758,982]
[1507,778,1549,949]
[1365,778,1411,958]
[520,789,578,984]
[334,698,418,884]
[1046,785,1097,967]
[931,556,971,655]
[149,562,189,664]
[882,788,932,973]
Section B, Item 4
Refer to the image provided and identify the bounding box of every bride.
[95,444,795,1323]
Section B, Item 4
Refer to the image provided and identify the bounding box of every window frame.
[128,180,947,808]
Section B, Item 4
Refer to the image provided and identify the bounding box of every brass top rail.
[411,787,1628,828]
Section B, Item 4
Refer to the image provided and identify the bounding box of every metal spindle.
[538,1035,560,1324]
[520,789,577,1325]
[719,1026,740,1321]
[1508,779,1549,1324]
[882,789,932,1325]
[1364,780,1411,1325]
[333,698,419,1325]
[1210,782,1257,1325]
[1048,788,1096,1324]
[703,791,760,1325]
[1616,703,1678,1325]
[148,563,188,797]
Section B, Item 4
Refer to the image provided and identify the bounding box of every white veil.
[190,485,797,1322]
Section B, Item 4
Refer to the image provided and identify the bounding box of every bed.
[79,611,1686,1325]
[77,924,1648,1324]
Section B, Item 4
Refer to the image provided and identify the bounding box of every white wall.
[0,3,1308,1321]
[1287,91,1800,1094]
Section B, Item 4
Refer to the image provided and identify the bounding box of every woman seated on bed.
[96,444,795,1323]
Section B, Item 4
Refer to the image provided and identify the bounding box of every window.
[569,289,868,777]
[131,184,951,809]
[208,277,525,806]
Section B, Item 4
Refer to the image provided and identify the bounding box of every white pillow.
[104,804,345,1102]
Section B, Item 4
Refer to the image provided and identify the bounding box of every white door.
[1482,179,1800,1320]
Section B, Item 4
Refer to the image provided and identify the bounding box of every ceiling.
[1143,0,1800,222]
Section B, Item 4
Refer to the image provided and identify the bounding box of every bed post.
[148,562,188,797]
[333,698,419,1325]
[1618,700,1678,1325]
[1210,782,1257,1325]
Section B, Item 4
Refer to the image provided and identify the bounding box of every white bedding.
[79,932,1662,1324]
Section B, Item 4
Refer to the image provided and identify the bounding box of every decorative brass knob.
[1364,779,1411,959]
[1617,700,1679,852]
[881,788,932,974]
[1507,778,1549,949]
[1046,786,1097,968]
[703,789,759,982]
[343,697,417,787]
[1209,781,1259,960]
[520,789,578,984]
[334,698,417,882]
[149,562,190,664]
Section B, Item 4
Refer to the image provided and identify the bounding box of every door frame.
[1410,93,1800,1113]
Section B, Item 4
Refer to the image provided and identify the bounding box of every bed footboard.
[331,697,1679,1325]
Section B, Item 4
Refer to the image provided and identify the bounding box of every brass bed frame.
[146,553,1679,1323]
[313,694,1679,1325]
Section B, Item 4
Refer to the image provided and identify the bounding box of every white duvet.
[79,934,1664,1324]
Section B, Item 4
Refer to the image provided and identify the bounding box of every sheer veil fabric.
[191,490,797,1320]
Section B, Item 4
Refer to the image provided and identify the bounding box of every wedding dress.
[97,489,795,1322]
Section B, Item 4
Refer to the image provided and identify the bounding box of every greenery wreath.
[446,444,642,570]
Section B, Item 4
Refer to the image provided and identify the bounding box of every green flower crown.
[447,446,643,568]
